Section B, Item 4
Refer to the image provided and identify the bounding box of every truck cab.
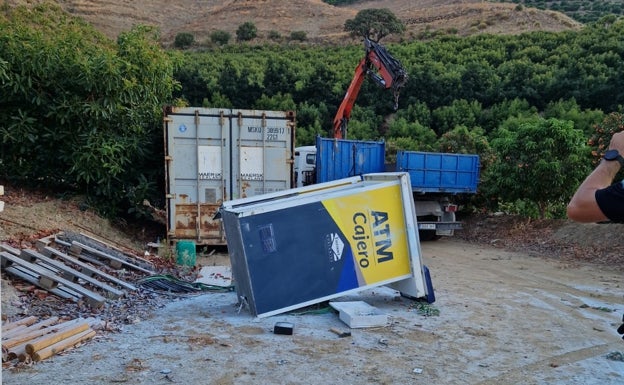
[294,146,316,188]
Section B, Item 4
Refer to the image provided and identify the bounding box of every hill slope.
[5,0,582,44]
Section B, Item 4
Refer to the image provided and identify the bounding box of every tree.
[210,30,231,46]
[344,8,405,41]
[174,32,194,48]
[290,31,307,42]
[588,112,624,182]
[589,112,624,154]
[268,30,281,41]
[252,92,296,111]
[0,5,176,218]
[236,21,257,42]
[386,117,437,149]
[431,99,482,136]
[483,118,591,218]
[295,102,327,146]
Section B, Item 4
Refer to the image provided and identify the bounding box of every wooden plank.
[70,241,122,268]
[35,234,57,252]
[33,328,96,362]
[70,241,154,274]
[41,247,137,291]
[0,243,20,256]
[2,325,28,339]
[1,316,38,332]
[20,249,124,298]
[26,321,90,354]
[78,232,155,271]
[2,317,59,349]
[3,265,80,301]
[0,252,105,308]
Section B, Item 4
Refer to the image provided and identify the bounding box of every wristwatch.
[603,149,624,167]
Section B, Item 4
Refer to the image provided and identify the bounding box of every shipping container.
[396,151,480,194]
[164,107,295,245]
[219,172,434,318]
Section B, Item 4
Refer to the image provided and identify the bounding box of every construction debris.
[2,316,98,364]
[137,274,233,294]
[0,231,154,309]
[329,301,388,328]
[329,327,351,338]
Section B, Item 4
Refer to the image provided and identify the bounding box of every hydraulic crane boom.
[333,38,408,139]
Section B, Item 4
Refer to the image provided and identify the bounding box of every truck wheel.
[419,230,441,242]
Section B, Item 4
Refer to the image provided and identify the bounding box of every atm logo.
[326,233,344,262]
[351,211,394,268]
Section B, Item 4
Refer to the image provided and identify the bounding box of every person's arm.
[567,131,624,223]
[567,161,620,222]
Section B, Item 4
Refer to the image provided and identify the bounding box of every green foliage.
[385,137,434,164]
[588,112,624,155]
[497,0,624,24]
[483,117,591,218]
[386,117,437,149]
[253,92,296,111]
[295,102,327,146]
[210,30,231,46]
[431,99,482,135]
[437,126,493,164]
[587,112,624,180]
[268,30,281,41]
[344,8,405,41]
[5,3,624,221]
[543,98,604,136]
[236,21,257,42]
[289,31,307,42]
[174,32,194,49]
[0,4,176,218]
[344,106,383,140]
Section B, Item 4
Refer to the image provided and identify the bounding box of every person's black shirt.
[595,180,624,222]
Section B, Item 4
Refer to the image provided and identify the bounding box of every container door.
[165,107,230,243]
[231,109,294,199]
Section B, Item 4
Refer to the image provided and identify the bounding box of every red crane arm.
[332,38,408,139]
[332,58,367,140]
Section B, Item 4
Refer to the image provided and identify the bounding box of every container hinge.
[166,194,176,199]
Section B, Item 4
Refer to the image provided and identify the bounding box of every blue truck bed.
[315,137,386,183]
[396,151,480,194]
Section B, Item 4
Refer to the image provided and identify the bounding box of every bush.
[236,21,257,42]
[268,30,281,41]
[289,31,307,41]
[174,32,194,49]
[210,30,231,46]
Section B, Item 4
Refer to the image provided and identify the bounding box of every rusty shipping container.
[163,107,296,245]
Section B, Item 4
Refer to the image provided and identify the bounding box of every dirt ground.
[2,239,623,384]
[5,0,582,45]
[1,189,623,384]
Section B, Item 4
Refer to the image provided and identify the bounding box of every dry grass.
[5,0,582,45]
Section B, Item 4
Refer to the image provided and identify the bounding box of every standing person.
[567,130,624,340]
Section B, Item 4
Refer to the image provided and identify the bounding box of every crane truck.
[294,38,480,241]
